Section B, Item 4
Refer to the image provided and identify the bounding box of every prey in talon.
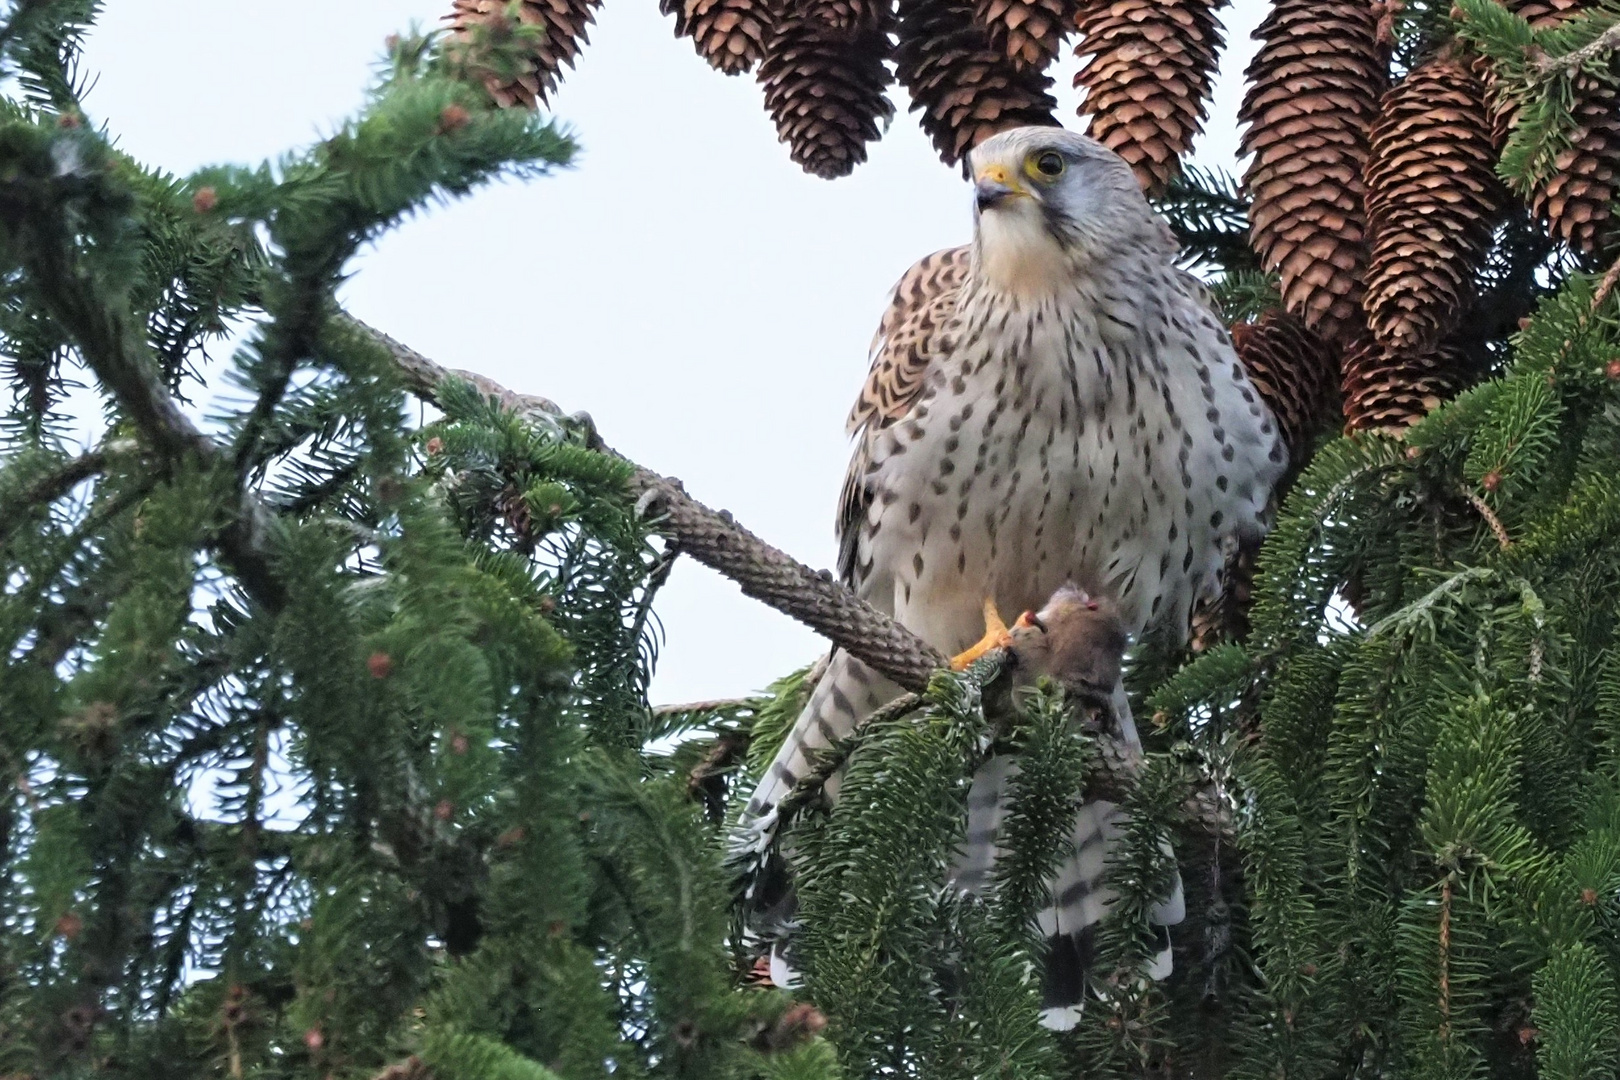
[1003,584,1129,700]
[950,585,1129,701]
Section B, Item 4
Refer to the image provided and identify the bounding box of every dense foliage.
[1,2,1619,1079]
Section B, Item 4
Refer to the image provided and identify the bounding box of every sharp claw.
[949,597,1014,669]
[981,596,1007,635]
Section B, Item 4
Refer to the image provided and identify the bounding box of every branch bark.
[353,314,949,692]
[1532,19,1620,80]
[345,314,1234,835]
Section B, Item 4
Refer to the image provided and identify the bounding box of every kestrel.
[740,127,1288,1027]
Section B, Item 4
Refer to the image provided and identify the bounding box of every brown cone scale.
[895,0,1059,167]
[448,0,600,108]
[1232,312,1341,457]
[1362,55,1506,351]
[665,0,774,74]
[801,0,884,31]
[1239,0,1384,344]
[1340,335,1470,433]
[1533,79,1620,251]
[759,13,895,178]
[1072,0,1228,196]
[976,0,1075,72]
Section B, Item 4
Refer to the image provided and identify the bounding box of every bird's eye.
[1033,151,1065,178]
[1021,611,1046,632]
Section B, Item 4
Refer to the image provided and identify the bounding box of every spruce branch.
[349,313,949,693]
[0,437,134,539]
[1531,19,1620,80]
[341,314,1237,831]
[17,214,287,609]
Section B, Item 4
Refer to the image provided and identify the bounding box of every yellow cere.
[977,162,1019,189]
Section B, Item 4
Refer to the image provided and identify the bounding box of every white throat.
[973,205,1073,301]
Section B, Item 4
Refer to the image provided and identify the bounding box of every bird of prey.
[738,126,1288,1027]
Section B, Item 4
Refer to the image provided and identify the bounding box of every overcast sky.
[82,0,1265,706]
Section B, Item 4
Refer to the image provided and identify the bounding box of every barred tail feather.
[951,687,1185,1031]
[735,649,900,848]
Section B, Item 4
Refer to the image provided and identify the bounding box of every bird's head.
[966,127,1172,295]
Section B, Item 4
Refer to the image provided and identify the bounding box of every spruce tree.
[3,2,1620,1079]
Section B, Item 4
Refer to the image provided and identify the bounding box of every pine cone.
[447,0,599,108]
[664,0,774,74]
[1362,54,1506,351]
[1532,78,1620,251]
[1073,0,1227,196]
[1231,312,1341,456]
[1482,1,1620,252]
[801,0,883,30]
[759,14,894,178]
[895,0,1058,166]
[976,0,1074,71]
[1239,0,1385,344]
[1340,335,1470,433]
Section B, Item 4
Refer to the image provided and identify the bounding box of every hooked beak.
[975,162,1024,211]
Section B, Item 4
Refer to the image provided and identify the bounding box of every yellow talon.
[949,597,1014,670]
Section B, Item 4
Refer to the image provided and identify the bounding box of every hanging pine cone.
[1340,335,1471,432]
[1532,79,1620,251]
[975,0,1074,72]
[894,0,1058,167]
[758,13,894,178]
[447,0,600,108]
[1362,53,1506,351]
[664,0,774,74]
[1072,0,1226,196]
[1482,1,1620,252]
[800,0,882,30]
[1238,0,1385,344]
[1232,311,1341,456]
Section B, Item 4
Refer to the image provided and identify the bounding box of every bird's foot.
[949,597,1020,670]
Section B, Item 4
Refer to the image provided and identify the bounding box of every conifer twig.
[351,313,949,692]
[20,239,288,610]
[1,439,138,543]
[345,314,1235,832]
[1465,491,1512,549]
[653,698,758,718]
[1531,20,1620,80]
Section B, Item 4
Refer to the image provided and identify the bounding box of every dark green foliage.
[0,8,826,1078]
[4,3,1620,1079]
[1153,265,1620,1079]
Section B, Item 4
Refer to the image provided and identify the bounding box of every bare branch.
[350,313,950,693]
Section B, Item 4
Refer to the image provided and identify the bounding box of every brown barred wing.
[837,246,970,586]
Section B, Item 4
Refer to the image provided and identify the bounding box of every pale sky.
[82,0,1265,706]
